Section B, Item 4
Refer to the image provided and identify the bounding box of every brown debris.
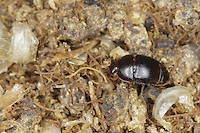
[0,0,199,132]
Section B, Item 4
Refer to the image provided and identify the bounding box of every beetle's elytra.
[110,55,169,85]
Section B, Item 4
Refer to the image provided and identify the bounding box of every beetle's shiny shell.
[110,55,169,85]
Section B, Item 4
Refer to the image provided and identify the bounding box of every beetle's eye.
[109,60,118,74]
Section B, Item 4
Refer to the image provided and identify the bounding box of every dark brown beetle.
[110,55,169,85]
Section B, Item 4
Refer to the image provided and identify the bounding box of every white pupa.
[8,22,38,63]
[152,86,195,131]
[0,20,38,74]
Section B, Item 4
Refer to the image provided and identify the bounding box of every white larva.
[152,86,195,131]
[0,84,25,109]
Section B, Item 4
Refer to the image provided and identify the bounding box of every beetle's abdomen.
[134,55,161,84]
